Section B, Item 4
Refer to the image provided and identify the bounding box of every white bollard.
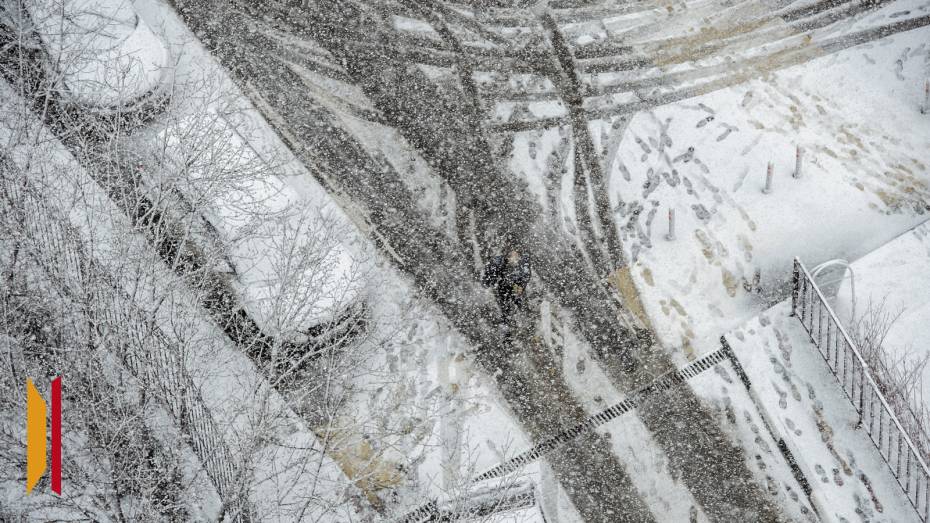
[763,162,774,194]
[793,146,803,179]
[665,208,675,241]
[922,80,930,115]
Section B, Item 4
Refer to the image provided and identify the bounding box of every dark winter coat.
[482,254,531,302]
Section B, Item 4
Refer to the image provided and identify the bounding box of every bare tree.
[1,1,544,520]
[851,298,930,461]
[0,1,390,518]
[0,164,198,521]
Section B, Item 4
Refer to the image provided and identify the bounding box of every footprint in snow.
[696,115,714,128]
[732,166,750,192]
[815,463,828,483]
[642,169,661,198]
[765,476,780,496]
[485,439,505,461]
[692,157,711,174]
[682,176,695,195]
[713,364,733,384]
[644,205,658,234]
[756,435,773,454]
[692,203,712,223]
[740,135,763,156]
[673,146,695,163]
[772,382,788,409]
[857,472,882,513]
[635,221,651,248]
[661,170,680,187]
[617,162,632,182]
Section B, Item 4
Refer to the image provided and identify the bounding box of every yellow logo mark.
[26,378,47,493]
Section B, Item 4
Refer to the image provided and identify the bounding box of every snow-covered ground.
[162,0,930,515]
[505,2,930,519]
[598,13,930,363]
[611,17,930,516]
[726,301,921,521]
[132,1,552,518]
[504,0,930,364]
[835,219,930,414]
[4,0,929,518]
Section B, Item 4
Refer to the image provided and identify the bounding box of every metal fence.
[0,164,254,521]
[868,355,930,461]
[792,257,930,521]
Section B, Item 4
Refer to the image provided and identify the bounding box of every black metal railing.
[792,257,930,521]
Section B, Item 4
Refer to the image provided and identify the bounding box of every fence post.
[922,79,929,115]
[665,208,675,241]
[763,162,774,194]
[793,146,803,179]
[790,259,799,316]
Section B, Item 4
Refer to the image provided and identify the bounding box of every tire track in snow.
[541,13,632,286]
[588,14,930,121]
[487,12,930,132]
[397,343,736,522]
[280,2,786,520]
[476,344,735,481]
[173,2,658,520]
[534,11,784,521]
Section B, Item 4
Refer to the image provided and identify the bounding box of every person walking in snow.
[482,248,532,322]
